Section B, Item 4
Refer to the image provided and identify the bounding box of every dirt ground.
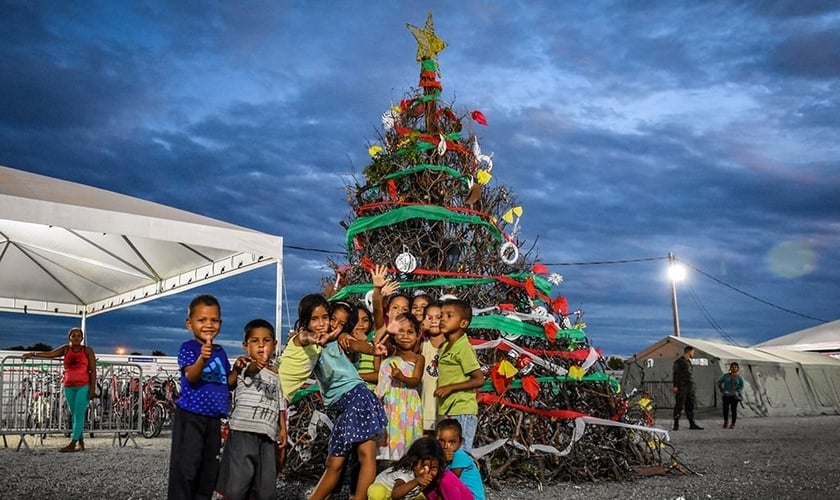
[1,412,838,499]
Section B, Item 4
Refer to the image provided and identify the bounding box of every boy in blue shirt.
[167,294,244,500]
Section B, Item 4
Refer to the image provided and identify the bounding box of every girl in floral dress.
[375,313,425,462]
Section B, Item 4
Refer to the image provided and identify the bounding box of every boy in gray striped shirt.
[214,319,287,500]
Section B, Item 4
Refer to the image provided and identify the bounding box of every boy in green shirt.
[433,298,485,452]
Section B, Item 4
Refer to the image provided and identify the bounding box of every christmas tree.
[284,12,674,486]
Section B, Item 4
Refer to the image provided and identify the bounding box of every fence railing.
[0,356,145,449]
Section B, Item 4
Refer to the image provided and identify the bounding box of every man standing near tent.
[672,346,703,430]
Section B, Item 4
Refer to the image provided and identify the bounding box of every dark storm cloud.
[769,29,840,79]
[1,1,837,356]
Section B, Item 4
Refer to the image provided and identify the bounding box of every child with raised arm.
[375,313,425,461]
[351,304,379,387]
[278,293,387,500]
[420,301,444,435]
[367,437,446,500]
[434,298,485,453]
[214,319,287,500]
[168,294,241,500]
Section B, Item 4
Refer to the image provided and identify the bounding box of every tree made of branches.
[285,13,676,487]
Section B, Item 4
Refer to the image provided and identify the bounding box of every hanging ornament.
[551,296,569,316]
[395,249,417,273]
[476,169,492,185]
[502,206,523,224]
[436,134,447,156]
[476,153,493,172]
[499,241,520,265]
[368,145,383,157]
[516,354,534,376]
[521,374,540,401]
[364,290,375,312]
[532,263,549,275]
[472,136,482,157]
[464,180,482,205]
[548,273,564,285]
[531,306,549,324]
[381,109,396,132]
[568,365,586,381]
[470,110,488,126]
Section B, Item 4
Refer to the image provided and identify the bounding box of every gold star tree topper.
[406,12,447,62]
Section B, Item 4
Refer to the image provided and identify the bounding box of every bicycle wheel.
[141,404,162,439]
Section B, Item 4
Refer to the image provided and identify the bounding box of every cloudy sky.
[1,1,838,358]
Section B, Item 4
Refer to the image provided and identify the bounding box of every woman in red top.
[23,327,96,452]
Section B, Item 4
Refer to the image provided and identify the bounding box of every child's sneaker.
[722,422,728,428]
[729,423,736,429]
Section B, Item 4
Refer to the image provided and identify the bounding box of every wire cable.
[685,284,742,346]
[541,256,668,266]
[678,258,829,323]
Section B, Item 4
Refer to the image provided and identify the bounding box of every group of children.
[167,264,487,500]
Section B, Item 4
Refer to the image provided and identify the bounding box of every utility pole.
[669,252,681,337]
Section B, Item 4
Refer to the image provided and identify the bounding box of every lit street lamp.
[668,252,686,337]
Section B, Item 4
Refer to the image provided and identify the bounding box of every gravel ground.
[2,412,838,499]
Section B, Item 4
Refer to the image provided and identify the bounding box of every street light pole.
[668,252,681,337]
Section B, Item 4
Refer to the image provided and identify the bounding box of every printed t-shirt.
[228,367,287,439]
[176,339,231,417]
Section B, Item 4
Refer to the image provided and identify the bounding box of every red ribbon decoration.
[478,393,587,420]
[469,338,599,361]
[387,180,398,200]
[489,362,512,394]
[543,321,559,341]
[524,277,536,299]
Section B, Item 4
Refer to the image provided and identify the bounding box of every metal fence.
[0,355,145,449]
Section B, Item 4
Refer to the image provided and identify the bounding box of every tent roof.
[755,347,840,366]
[630,335,796,364]
[0,165,283,318]
[631,335,840,367]
[752,320,840,352]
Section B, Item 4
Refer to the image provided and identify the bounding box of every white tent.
[622,335,840,418]
[753,320,840,354]
[0,165,284,331]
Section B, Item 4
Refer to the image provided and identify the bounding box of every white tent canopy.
[0,165,283,329]
[753,320,840,353]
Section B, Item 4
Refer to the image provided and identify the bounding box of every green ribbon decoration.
[414,90,441,104]
[468,315,587,341]
[293,371,619,404]
[345,205,503,250]
[382,164,470,185]
[480,372,620,393]
[329,273,553,305]
[289,384,321,404]
[328,276,498,302]
[421,59,437,72]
